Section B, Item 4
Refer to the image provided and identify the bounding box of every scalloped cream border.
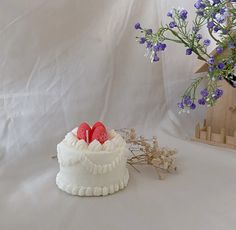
[57,144,126,175]
[56,169,129,196]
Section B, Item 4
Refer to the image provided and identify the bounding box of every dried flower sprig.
[116,128,177,180]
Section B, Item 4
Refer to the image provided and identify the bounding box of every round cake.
[56,123,129,196]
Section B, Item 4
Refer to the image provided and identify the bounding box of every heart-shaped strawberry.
[90,125,108,144]
[77,122,91,143]
[91,121,106,132]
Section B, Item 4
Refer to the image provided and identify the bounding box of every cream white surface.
[56,130,129,196]
[2,131,236,230]
[1,0,236,229]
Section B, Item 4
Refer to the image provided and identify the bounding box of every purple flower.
[153,43,167,52]
[169,21,177,29]
[139,37,146,44]
[160,43,167,51]
[198,98,206,105]
[213,26,220,32]
[200,88,209,97]
[215,13,226,23]
[218,75,223,80]
[192,26,200,32]
[208,56,215,65]
[179,9,188,20]
[146,29,153,35]
[207,21,215,29]
[213,0,221,4]
[153,54,160,62]
[212,12,216,18]
[208,66,214,72]
[183,96,192,106]
[218,62,225,70]
[153,44,160,52]
[219,8,226,15]
[228,43,235,49]
[216,46,223,54]
[186,48,192,55]
[190,103,196,110]
[194,1,202,9]
[134,23,141,30]
[146,41,153,49]
[167,11,173,17]
[214,88,223,99]
[196,34,202,40]
[203,39,211,46]
[194,0,206,9]
[197,11,204,16]
[177,102,184,109]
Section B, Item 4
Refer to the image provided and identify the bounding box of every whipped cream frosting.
[63,128,125,152]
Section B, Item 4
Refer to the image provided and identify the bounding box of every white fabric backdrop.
[0,0,203,162]
[1,1,236,230]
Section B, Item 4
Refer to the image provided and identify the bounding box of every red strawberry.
[91,121,106,132]
[77,122,91,143]
[90,126,108,144]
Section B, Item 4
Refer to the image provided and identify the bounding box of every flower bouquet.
[135,0,236,113]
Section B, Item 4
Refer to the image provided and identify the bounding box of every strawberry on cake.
[56,122,129,196]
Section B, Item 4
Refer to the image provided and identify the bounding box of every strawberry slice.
[91,121,106,132]
[90,126,108,144]
[77,122,91,143]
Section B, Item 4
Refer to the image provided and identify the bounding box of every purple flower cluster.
[151,42,167,62]
[214,88,223,99]
[134,0,234,112]
[207,58,225,73]
[198,88,223,106]
[194,0,228,34]
[178,95,196,110]
[134,22,167,63]
[197,88,208,105]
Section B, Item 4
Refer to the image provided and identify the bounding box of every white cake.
[56,128,129,196]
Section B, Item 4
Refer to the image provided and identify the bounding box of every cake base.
[56,169,129,196]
